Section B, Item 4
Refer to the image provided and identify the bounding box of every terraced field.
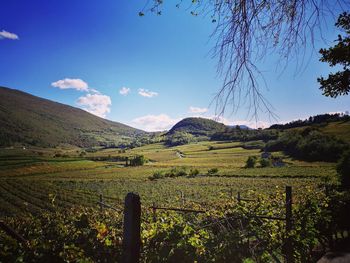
[0,140,336,217]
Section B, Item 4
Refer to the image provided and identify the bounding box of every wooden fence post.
[285,186,294,263]
[122,192,141,263]
[152,202,157,222]
[237,191,241,203]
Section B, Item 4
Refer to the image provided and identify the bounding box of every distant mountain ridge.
[228,125,252,130]
[0,86,144,147]
[2,86,348,149]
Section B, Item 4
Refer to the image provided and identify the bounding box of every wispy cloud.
[0,30,19,40]
[52,77,111,118]
[131,114,180,132]
[138,88,158,98]
[51,78,89,92]
[189,106,208,114]
[76,93,112,118]
[119,87,131,96]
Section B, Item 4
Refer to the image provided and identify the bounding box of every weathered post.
[152,202,157,222]
[122,192,141,263]
[237,191,241,203]
[285,186,294,263]
[230,188,233,199]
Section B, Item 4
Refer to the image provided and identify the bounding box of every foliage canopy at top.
[318,12,350,98]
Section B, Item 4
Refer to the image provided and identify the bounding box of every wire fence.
[95,186,294,263]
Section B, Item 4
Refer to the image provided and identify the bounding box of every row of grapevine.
[1,184,349,262]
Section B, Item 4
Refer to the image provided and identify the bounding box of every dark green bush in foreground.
[337,150,350,189]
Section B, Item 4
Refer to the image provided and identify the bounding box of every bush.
[207,168,219,175]
[150,171,165,180]
[129,155,146,166]
[149,167,188,180]
[169,167,188,177]
[259,158,270,167]
[337,151,350,189]
[189,168,200,177]
[245,156,257,168]
[259,158,272,168]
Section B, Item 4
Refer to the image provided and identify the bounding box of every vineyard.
[0,141,349,262]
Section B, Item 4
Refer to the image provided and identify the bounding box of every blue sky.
[1,1,349,131]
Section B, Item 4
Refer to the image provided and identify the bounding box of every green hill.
[268,113,350,144]
[168,117,226,136]
[0,86,145,147]
[321,121,350,144]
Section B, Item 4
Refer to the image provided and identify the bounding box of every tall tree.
[142,1,349,118]
[318,12,350,98]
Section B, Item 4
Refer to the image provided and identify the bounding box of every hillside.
[268,113,350,144]
[0,86,144,147]
[168,117,226,136]
[322,121,350,144]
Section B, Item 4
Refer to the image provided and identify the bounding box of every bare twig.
[143,0,349,120]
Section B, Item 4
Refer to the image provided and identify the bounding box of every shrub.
[337,151,350,189]
[169,167,188,177]
[149,167,189,180]
[129,155,146,166]
[207,168,219,175]
[150,171,165,180]
[189,168,200,177]
[245,156,257,168]
[259,158,272,168]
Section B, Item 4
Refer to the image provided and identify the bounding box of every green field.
[0,140,336,217]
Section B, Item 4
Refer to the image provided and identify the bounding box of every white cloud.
[120,87,131,96]
[189,106,208,114]
[0,30,19,40]
[89,88,100,94]
[138,88,158,98]
[327,111,348,115]
[51,77,112,118]
[131,114,180,132]
[76,93,112,118]
[51,78,89,92]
